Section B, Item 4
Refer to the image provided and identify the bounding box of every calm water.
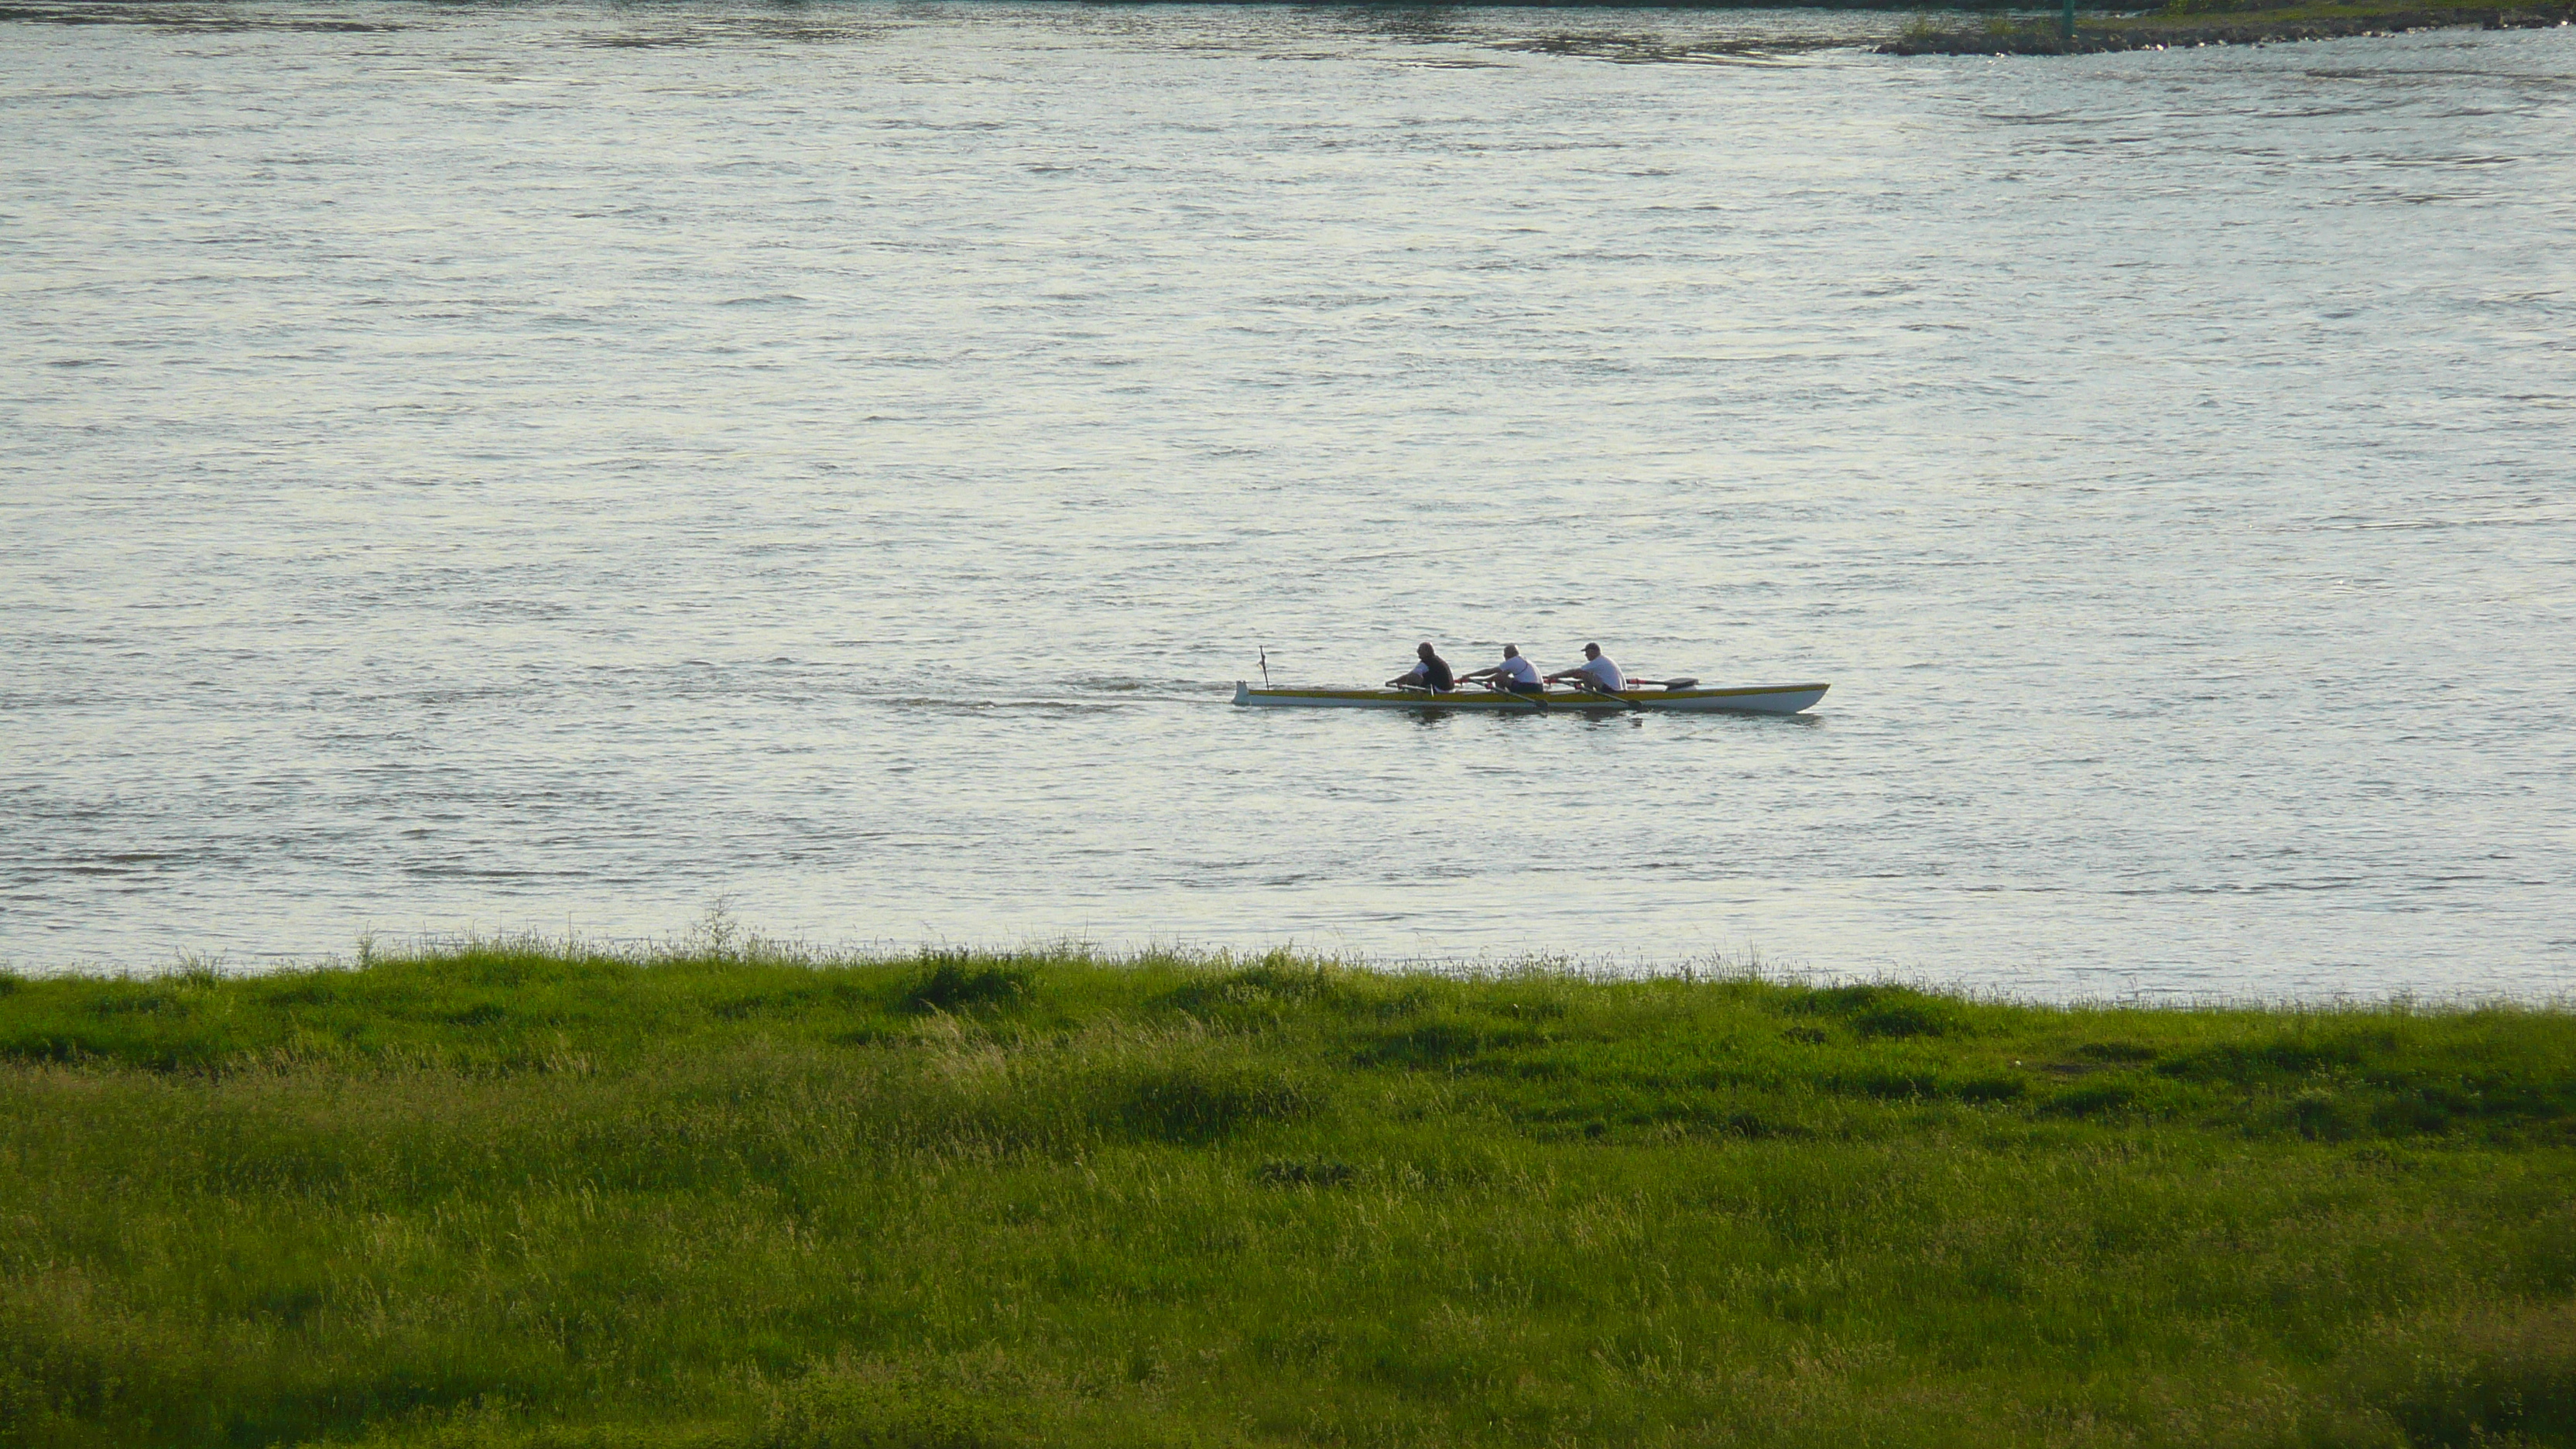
[5,3,2573,997]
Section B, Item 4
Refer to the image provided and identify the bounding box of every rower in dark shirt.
[1386,642,1456,692]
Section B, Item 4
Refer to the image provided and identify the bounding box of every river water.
[5,3,2572,998]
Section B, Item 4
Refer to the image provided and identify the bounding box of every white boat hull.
[1232,681,1828,714]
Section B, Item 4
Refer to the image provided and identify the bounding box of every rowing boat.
[1232,680,1829,714]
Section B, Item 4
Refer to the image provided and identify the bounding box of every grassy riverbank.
[4,943,2573,1447]
[1880,0,2571,55]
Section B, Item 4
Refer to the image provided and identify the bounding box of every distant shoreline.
[1880,0,2571,55]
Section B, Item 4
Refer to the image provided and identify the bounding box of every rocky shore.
[1879,1,2571,53]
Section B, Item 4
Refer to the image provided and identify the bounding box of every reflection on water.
[3,4,2572,999]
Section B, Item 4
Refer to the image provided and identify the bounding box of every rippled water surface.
[5,3,2573,995]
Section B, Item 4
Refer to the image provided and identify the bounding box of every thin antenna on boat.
[1259,643,1270,687]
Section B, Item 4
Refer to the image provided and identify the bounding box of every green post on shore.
[2061,0,2076,37]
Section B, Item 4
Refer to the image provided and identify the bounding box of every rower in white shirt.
[1458,644,1545,696]
[1544,642,1626,694]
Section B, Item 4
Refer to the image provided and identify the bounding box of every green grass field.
[3,940,2571,1447]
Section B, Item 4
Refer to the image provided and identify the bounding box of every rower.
[1385,642,1457,693]
[1545,642,1626,694]
[1459,644,1543,696]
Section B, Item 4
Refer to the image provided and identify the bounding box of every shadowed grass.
[2,941,2572,1446]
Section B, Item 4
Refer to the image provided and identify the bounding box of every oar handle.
[1560,680,1646,711]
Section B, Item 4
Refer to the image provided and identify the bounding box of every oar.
[1558,677,1648,713]
[1403,680,1540,711]
[1473,677,1549,711]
